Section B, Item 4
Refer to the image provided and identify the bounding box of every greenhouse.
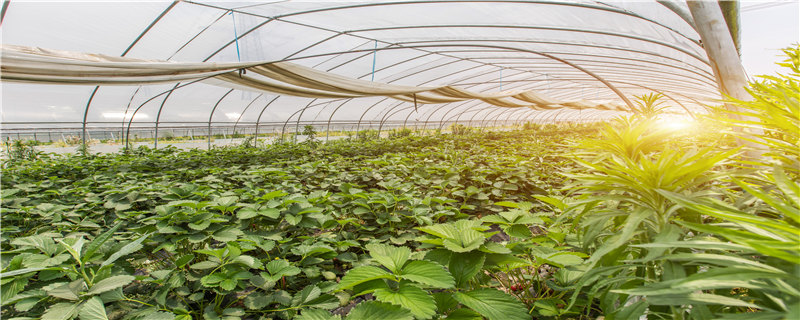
[1,0,798,319]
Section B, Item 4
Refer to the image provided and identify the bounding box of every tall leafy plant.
[561,102,738,317]
[612,46,800,319]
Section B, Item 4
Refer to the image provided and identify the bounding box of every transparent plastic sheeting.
[0,0,718,132]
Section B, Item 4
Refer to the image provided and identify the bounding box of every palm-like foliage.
[631,93,669,120]
[718,45,800,177]
[563,47,800,319]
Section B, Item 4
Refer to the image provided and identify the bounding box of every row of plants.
[1,121,597,319]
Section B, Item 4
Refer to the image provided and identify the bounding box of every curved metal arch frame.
[207,89,235,149]
[231,93,266,137]
[144,1,707,131]
[254,96,281,141]
[81,1,180,149]
[398,38,713,79]
[259,43,639,133]
[366,63,504,131]
[344,24,708,67]
[463,55,717,89]
[195,0,703,49]
[81,0,716,141]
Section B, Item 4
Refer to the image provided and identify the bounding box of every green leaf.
[211,227,242,242]
[265,259,301,281]
[449,252,485,288]
[645,292,760,308]
[101,234,149,267]
[201,273,226,286]
[47,281,83,301]
[0,267,49,278]
[87,275,135,295]
[58,238,85,265]
[505,224,532,239]
[453,289,529,320]
[366,243,411,273]
[84,224,122,263]
[445,308,483,320]
[244,292,271,310]
[297,308,341,320]
[190,260,219,270]
[585,208,649,268]
[219,279,237,291]
[614,300,647,320]
[337,266,394,290]
[542,252,584,267]
[373,283,437,319]
[345,301,413,320]
[22,253,71,268]
[399,260,455,288]
[493,201,520,208]
[292,285,322,307]
[41,302,80,320]
[78,297,108,320]
[175,254,195,268]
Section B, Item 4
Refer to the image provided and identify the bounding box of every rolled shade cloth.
[1,45,628,112]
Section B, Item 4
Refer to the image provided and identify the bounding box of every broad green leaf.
[201,273,226,286]
[445,308,483,320]
[296,308,341,320]
[41,302,80,320]
[345,301,413,320]
[47,281,83,301]
[175,254,194,268]
[83,223,122,263]
[58,238,85,265]
[22,253,71,268]
[219,279,237,291]
[542,252,584,267]
[453,289,529,320]
[449,252,485,288]
[494,201,520,208]
[211,227,242,242]
[101,234,149,267]
[366,243,411,273]
[265,259,301,281]
[237,207,259,219]
[78,296,108,320]
[443,237,483,253]
[399,260,454,288]
[505,224,532,238]
[373,283,436,319]
[479,242,511,255]
[87,275,135,295]
[292,285,322,307]
[337,266,394,290]
[0,267,49,278]
[190,260,219,270]
[244,292,271,310]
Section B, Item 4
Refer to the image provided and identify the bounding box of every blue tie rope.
[371,40,377,81]
[229,11,241,62]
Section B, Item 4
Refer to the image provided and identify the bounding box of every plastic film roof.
[0,0,719,132]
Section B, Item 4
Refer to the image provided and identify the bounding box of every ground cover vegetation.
[1,47,798,320]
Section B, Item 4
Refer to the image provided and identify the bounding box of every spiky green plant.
[631,93,669,120]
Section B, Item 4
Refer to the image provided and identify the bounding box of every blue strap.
[499,67,502,91]
[371,40,377,81]
[229,11,241,61]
